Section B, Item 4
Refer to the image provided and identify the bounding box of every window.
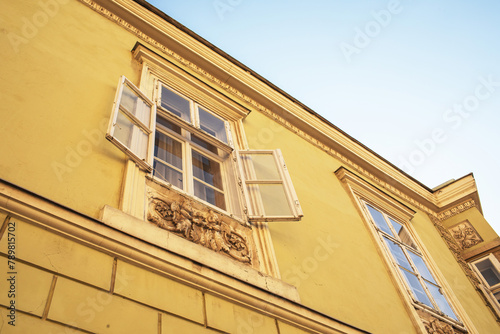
[363,202,459,321]
[472,254,500,310]
[107,76,302,221]
[153,85,232,211]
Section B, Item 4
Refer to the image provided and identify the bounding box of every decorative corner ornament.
[449,221,483,250]
[147,195,251,264]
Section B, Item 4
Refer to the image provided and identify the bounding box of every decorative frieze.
[437,200,477,221]
[417,309,465,334]
[147,189,252,264]
[449,221,483,250]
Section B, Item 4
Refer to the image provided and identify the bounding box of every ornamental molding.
[425,318,456,334]
[437,200,477,221]
[146,190,252,264]
[448,221,483,250]
[77,0,442,219]
[428,214,481,287]
[416,309,465,334]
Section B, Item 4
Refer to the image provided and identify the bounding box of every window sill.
[415,305,467,333]
[100,204,301,303]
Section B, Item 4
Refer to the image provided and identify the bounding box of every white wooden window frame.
[236,149,303,222]
[157,82,234,150]
[360,200,460,322]
[153,110,230,212]
[471,254,500,313]
[106,76,155,172]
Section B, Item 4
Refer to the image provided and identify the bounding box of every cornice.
[81,0,482,221]
[437,200,478,222]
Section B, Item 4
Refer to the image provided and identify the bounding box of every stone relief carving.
[147,195,251,264]
[428,214,481,286]
[417,310,464,334]
[449,221,483,249]
[424,318,456,334]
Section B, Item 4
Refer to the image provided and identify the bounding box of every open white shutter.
[106,76,155,171]
[237,149,303,221]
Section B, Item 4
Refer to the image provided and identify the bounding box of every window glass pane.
[400,269,433,308]
[160,86,191,122]
[153,160,183,189]
[247,184,291,217]
[157,115,182,134]
[153,131,183,189]
[198,107,228,144]
[191,134,218,154]
[115,111,148,160]
[383,237,413,272]
[241,153,281,181]
[389,220,418,249]
[367,205,393,236]
[476,259,500,287]
[121,84,151,126]
[192,151,223,190]
[154,131,183,170]
[194,180,226,210]
[494,291,500,303]
[426,282,458,320]
[115,111,134,147]
[408,252,436,284]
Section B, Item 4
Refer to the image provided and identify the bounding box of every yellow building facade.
[1,0,500,333]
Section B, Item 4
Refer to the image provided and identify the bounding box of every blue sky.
[147,0,500,233]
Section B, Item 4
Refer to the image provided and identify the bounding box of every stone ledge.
[100,204,300,302]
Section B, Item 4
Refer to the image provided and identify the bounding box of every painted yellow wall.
[243,110,500,333]
[243,111,418,333]
[0,0,142,219]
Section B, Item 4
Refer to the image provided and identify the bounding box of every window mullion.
[192,102,198,128]
[383,212,399,239]
[185,142,193,194]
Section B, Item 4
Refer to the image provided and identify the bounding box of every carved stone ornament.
[425,318,456,334]
[147,191,251,264]
[449,221,483,250]
[417,310,465,334]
